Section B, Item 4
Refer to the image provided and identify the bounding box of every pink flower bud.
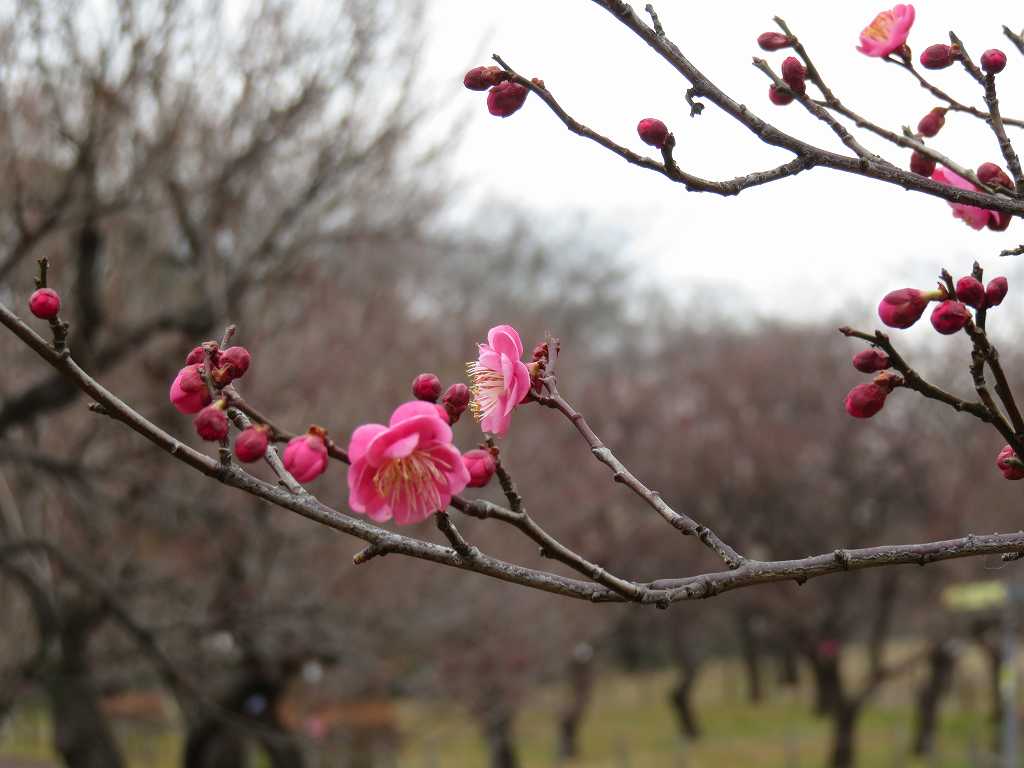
[852,349,891,373]
[637,118,669,149]
[234,425,269,463]
[28,288,60,319]
[194,403,228,441]
[463,66,509,91]
[909,151,935,177]
[757,32,792,51]
[219,346,251,380]
[768,84,794,106]
[443,383,471,423]
[185,346,206,365]
[919,44,955,70]
[878,288,938,329]
[844,383,888,419]
[169,364,213,414]
[917,108,946,138]
[997,445,1024,480]
[283,429,329,483]
[986,276,1008,307]
[487,82,528,118]
[412,373,442,402]
[955,276,986,309]
[462,448,497,488]
[989,211,1012,232]
[981,49,1007,75]
[930,300,971,335]
[978,162,1013,191]
[781,57,807,94]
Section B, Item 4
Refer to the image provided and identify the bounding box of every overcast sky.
[425,1,1024,327]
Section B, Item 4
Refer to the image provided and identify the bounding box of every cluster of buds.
[410,372,471,425]
[876,275,1007,334]
[464,65,528,118]
[764,56,807,107]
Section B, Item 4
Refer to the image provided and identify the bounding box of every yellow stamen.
[373,451,447,515]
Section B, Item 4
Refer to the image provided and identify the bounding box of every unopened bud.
[170,364,213,414]
[878,288,941,329]
[757,32,792,51]
[955,276,986,309]
[919,44,956,70]
[194,402,229,442]
[463,448,497,488]
[917,107,946,138]
[28,288,61,320]
[443,383,471,423]
[997,445,1024,480]
[637,118,670,148]
[930,300,971,335]
[986,276,1008,307]
[464,66,509,91]
[910,151,935,177]
[852,349,891,373]
[234,425,269,463]
[844,383,888,419]
[487,82,528,117]
[981,49,1007,75]
[781,57,807,94]
[988,211,1012,232]
[768,84,794,106]
[219,346,251,380]
[978,162,1013,191]
[412,373,442,403]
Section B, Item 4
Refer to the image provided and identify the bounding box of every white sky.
[426,1,1024,324]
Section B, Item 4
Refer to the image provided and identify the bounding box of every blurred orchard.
[5,2,1024,768]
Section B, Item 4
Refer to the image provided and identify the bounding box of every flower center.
[373,451,447,515]
[863,12,894,42]
[466,361,505,422]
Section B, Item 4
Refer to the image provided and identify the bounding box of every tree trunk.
[829,703,860,768]
[557,644,594,760]
[812,656,842,717]
[48,625,124,768]
[669,673,701,740]
[912,641,956,757]
[776,642,799,687]
[737,612,763,703]
[482,708,519,768]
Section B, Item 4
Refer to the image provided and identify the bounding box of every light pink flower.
[169,364,213,414]
[931,168,992,230]
[347,401,469,525]
[283,430,328,483]
[857,5,915,57]
[466,325,533,436]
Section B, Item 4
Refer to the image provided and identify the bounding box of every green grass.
[0,650,1005,767]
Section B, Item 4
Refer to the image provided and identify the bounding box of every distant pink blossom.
[931,168,993,230]
[467,325,533,436]
[857,5,915,57]
[347,401,470,525]
[283,429,328,483]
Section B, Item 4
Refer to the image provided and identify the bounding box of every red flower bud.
[844,383,888,419]
[637,118,669,148]
[930,300,971,335]
[463,66,509,91]
[757,32,792,51]
[487,82,528,117]
[955,276,986,309]
[981,49,1007,75]
[997,445,1024,480]
[781,57,807,94]
[412,373,442,403]
[919,44,956,70]
[234,425,269,463]
[978,162,1013,191]
[768,84,794,106]
[219,346,251,380]
[909,151,935,177]
[443,383,471,423]
[917,108,946,138]
[28,288,61,319]
[283,429,328,483]
[194,403,229,442]
[986,277,1008,307]
[878,288,937,329]
[988,211,1012,232]
[170,364,213,414]
[462,448,497,488]
[852,349,891,373]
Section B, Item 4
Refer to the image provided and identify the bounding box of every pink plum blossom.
[347,401,470,525]
[931,168,994,230]
[283,429,329,483]
[169,364,213,414]
[857,5,915,58]
[467,325,533,436]
[463,448,497,488]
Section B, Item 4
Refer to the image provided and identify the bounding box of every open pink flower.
[347,402,470,525]
[466,325,532,436]
[931,168,994,230]
[857,5,915,57]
